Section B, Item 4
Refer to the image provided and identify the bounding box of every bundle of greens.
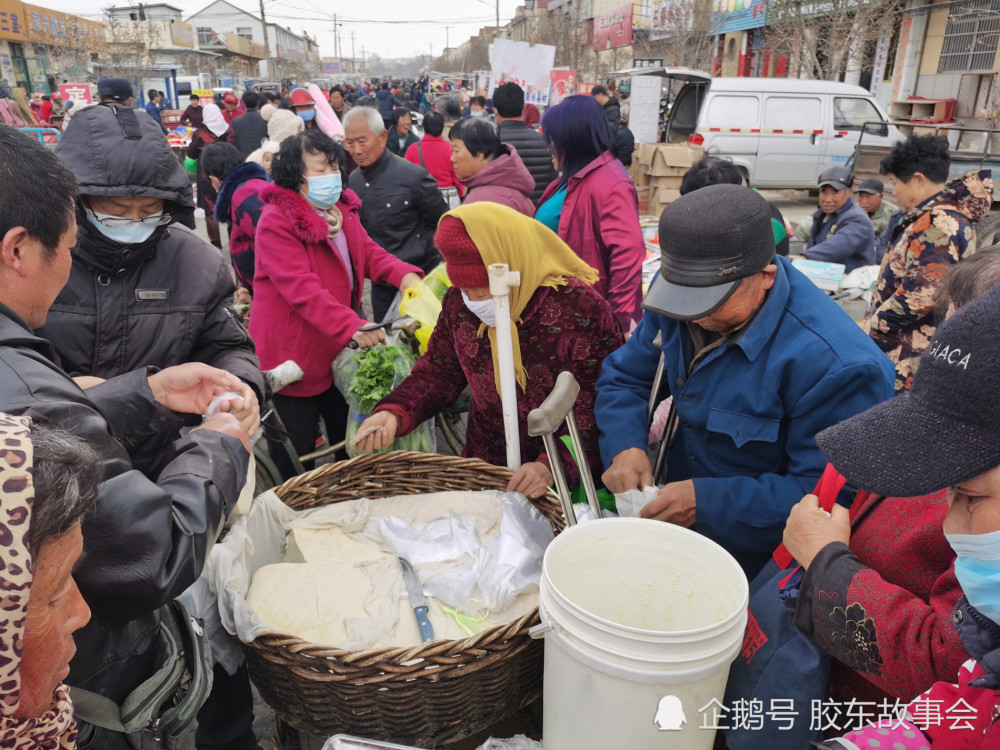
[346,345,402,414]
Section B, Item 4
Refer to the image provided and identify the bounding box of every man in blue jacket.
[596,184,894,576]
[801,166,875,272]
[143,88,167,134]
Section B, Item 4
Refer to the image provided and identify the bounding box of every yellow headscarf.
[440,202,600,394]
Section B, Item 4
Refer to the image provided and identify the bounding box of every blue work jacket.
[804,199,875,273]
[595,257,895,576]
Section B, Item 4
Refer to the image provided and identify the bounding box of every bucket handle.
[528,622,552,640]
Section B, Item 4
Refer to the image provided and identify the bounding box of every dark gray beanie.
[817,283,1000,497]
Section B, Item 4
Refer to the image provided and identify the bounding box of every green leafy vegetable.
[346,345,402,413]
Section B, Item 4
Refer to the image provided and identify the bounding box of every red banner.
[592,3,633,50]
[59,83,91,105]
[549,70,576,105]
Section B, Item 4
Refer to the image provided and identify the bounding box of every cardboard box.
[639,143,705,176]
[629,159,650,187]
[649,186,682,209]
[649,175,684,190]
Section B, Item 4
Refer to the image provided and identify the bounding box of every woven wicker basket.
[243,451,565,747]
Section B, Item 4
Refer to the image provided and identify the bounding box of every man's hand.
[507,462,553,499]
[215,381,261,436]
[148,363,241,415]
[354,411,399,453]
[399,272,422,294]
[602,447,653,494]
[640,479,697,527]
[782,494,851,569]
[192,412,252,453]
[351,326,387,349]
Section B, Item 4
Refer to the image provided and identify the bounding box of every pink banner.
[592,3,633,50]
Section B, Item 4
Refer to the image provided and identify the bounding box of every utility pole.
[258,0,273,80]
[351,31,356,73]
[496,0,499,32]
[333,14,339,59]
[445,26,450,50]
[361,45,366,75]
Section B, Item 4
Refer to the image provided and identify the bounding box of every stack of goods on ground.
[628,143,705,216]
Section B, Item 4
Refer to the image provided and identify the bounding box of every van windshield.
[667,83,706,143]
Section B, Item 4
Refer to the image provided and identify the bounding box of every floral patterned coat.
[794,487,965,704]
[862,171,992,391]
[375,280,622,484]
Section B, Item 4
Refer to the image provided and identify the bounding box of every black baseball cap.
[643,184,776,321]
[97,77,133,102]
[817,284,1000,497]
[857,178,884,194]
[818,166,853,190]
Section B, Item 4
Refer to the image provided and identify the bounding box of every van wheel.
[975,211,1000,245]
[737,167,750,186]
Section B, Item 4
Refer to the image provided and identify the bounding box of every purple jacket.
[538,150,645,332]
[462,144,535,217]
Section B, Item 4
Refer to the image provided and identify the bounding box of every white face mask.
[461,291,496,327]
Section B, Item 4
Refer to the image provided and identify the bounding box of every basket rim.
[244,451,564,663]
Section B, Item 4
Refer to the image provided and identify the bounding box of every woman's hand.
[351,326,387,349]
[399,272,422,294]
[234,287,252,306]
[507,462,553,499]
[354,411,399,453]
[782,494,851,570]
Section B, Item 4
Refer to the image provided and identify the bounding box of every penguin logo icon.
[653,695,686,731]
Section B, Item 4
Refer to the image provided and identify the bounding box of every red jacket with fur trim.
[249,185,421,397]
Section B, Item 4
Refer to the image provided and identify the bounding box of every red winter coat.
[795,487,964,704]
[249,185,421,397]
[538,150,645,332]
[405,134,462,191]
[462,144,535,217]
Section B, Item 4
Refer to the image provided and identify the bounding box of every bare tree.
[100,5,160,81]
[765,0,904,81]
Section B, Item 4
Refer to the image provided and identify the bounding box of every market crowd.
[1,73,999,750]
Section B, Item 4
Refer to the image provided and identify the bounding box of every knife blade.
[399,557,434,643]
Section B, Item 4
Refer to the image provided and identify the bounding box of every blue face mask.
[298,109,316,122]
[945,529,1000,624]
[86,208,159,245]
[470,110,484,117]
[306,173,342,209]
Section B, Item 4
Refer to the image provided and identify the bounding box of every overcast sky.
[44,0,525,61]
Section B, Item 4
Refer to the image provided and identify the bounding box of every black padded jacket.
[497,119,558,206]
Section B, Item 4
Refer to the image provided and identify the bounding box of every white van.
[630,69,904,189]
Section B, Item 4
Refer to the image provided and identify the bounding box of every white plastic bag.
[475,736,543,750]
[615,485,660,518]
[380,493,554,614]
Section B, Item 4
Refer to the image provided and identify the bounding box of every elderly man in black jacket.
[344,105,448,321]
[493,82,557,206]
[0,124,254,748]
[40,101,263,458]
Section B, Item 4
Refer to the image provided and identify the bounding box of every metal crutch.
[526,371,602,527]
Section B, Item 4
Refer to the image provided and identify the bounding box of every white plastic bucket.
[534,518,748,749]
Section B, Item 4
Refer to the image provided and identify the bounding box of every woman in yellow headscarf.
[355,202,623,497]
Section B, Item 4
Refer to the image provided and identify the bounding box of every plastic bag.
[332,332,436,457]
[380,492,554,614]
[398,280,442,354]
[423,262,452,301]
[615,485,660,518]
[475,737,543,750]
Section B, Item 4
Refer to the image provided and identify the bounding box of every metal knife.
[399,557,434,643]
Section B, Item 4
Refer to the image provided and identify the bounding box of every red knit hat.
[435,215,488,288]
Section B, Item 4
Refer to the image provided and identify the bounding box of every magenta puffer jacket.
[538,150,646,332]
[249,185,421,397]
